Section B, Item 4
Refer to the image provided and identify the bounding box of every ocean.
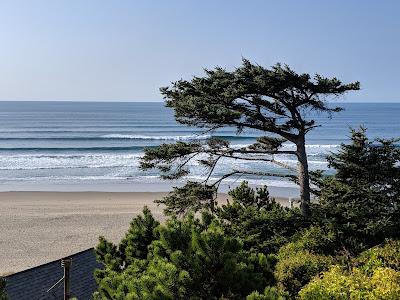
[0,101,398,195]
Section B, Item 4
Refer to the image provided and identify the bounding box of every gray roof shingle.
[5,248,102,300]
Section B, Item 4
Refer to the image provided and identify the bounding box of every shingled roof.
[5,248,102,300]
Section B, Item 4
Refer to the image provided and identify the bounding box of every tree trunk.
[297,134,311,217]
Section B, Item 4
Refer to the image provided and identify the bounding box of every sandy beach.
[0,192,171,274]
[0,191,289,274]
[0,191,292,275]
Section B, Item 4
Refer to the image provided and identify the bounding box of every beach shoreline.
[0,191,290,275]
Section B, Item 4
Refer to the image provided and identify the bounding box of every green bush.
[278,226,337,256]
[298,265,400,300]
[299,240,400,299]
[356,239,400,273]
[94,209,274,299]
[274,226,335,296]
[0,277,7,300]
[95,206,160,271]
[246,286,289,300]
[217,181,308,254]
[274,249,333,296]
[94,257,192,300]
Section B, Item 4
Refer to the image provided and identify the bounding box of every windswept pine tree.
[140,60,360,216]
[317,128,400,251]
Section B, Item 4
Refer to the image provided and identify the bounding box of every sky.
[0,0,399,102]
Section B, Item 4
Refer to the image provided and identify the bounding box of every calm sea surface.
[0,101,398,193]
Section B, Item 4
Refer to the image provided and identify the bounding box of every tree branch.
[210,169,297,188]
[203,155,222,184]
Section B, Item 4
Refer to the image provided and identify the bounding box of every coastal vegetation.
[0,277,7,300]
[93,62,399,299]
[94,129,400,299]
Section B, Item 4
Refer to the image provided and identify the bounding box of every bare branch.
[175,152,199,173]
[232,148,297,156]
[208,153,296,172]
[210,169,297,188]
[203,155,222,184]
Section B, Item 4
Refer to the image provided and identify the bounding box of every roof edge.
[4,248,96,278]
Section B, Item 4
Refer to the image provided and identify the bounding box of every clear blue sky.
[0,0,399,102]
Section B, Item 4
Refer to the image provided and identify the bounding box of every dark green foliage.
[317,128,400,253]
[327,128,400,192]
[160,60,359,130]
[249,137,287,152]
[217,182,307,253]
[94,208,274,299]
[155,181,217,216]
[0,277,7,300]
[95,206,160,270]
[139,142,202,179]
[246,286,289,300]
[140,59,360,216]
[227,181,273,210]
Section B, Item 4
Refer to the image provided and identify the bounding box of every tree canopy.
[140,59,360,216]
[317,128,400,253]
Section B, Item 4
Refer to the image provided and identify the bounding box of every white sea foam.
[275,159,329,166]
[0,153,142,170]
[230,143,340,150]
[0,174,298,189]
[0,147,331,171]
[184,176,298,188]
[101,134,212,140]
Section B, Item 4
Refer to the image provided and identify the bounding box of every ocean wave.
[0,153,143,159]
[185,176,298,188]
[100,134,212,140]
[0,174,299,188]
[275,159,329,166]
[0,146,149,152]
[306,144,339,148]
[0,143,339,154]
[0,134,254,141]
[0,153,142,170]
[99,134,280,141]
[0,152,328,172]
[0,175,133,182]
[280,144,340,149]
[0,165,135,171]
[231,143,340,148]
